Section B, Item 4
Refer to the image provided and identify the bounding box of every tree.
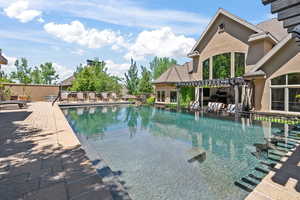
[31,67,43,84]
[125,59,139,95]
[138,66,153,94]
[40,62,59,84]
[150,57,177,80]
[10,58,32,84]
[71,58,122,94]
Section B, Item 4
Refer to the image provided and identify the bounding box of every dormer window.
[218,23,225,33]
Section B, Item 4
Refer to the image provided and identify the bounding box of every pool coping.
[57,102,132,199]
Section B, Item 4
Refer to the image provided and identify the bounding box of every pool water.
[62,105,292,200]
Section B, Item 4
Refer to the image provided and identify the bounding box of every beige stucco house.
[153,8,300,114]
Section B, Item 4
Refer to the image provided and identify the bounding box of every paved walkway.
[0,102,130,200]
[246,140,300,200]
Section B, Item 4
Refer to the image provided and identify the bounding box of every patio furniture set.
[60,92,120,103]
[190,101,238,114]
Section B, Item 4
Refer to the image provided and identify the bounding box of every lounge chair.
[0,100,27,109]
[110,93,118,102]
[88,92,96,102]
[61,92,69,102]
[77,92,84,102]
[101,92,108,102]
[227,104,236,113]
[190,101,200,110]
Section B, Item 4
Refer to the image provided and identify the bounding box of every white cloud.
[71,49,85,56]
[52,63,73,82]
[44,21,127,49]
[125,27,196,61]
[4,0,42,23]
[37,17,45,23]
[105,60,130,78]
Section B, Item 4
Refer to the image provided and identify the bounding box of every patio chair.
[101,92,108,102]
[88,92,96,102]
[61,92,69,102]
[207,102,214,112]
[110,93,118,102]
[227,104,236,113]
[76,92,84,102]
[190,101,200,110]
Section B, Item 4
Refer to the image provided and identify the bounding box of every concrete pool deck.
[0,102,130,200]
[1,102,300,200]
[246,141,300,200]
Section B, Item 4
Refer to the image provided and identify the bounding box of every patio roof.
[176,77,247,87]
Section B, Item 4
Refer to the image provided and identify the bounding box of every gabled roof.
[153,63,195,84]
[256,18,288,41]
[0,53,7,65]
[61,75,75,86]
[189,8,264,55]
[244,34,293,77]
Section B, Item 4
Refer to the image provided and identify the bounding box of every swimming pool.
[62,105,292,200]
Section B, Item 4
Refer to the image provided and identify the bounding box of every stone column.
[231,52,235,78]
[177,87,181,110]
[209,57,213,80]
[234,85,239,110]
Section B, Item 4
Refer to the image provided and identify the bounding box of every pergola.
[175,77,251,111]
[262,0,300,43]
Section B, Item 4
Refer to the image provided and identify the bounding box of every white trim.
[188,8,263,55]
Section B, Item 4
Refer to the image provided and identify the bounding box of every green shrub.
[146,96,155,105]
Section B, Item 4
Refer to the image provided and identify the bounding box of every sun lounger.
[88,92,96,102]
[61,92,69,102]
[0,100,27,109]
[101,92,108,102]
[77,92,84,102]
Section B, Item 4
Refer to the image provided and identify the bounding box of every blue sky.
[0,0,272,81]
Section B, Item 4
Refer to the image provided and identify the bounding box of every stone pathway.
[0,102,130,200]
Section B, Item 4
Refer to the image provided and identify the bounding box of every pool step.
[248,174,263,181]
[234,181,253,192]
[255,167,269,174]
[241,177,258,187]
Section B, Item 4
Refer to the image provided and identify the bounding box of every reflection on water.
[63,105,295,200]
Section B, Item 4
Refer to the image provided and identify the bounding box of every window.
[289,88,300,112]
[235,53,245,77]
[161,91,165,102]
[213,53,231,79]
[271,73,300,112]
[157,91,161,102]
[288,73,300,85]
[202,59,210,80]
[271,88,285,111]
[170,91,177,103]
[271,75,286,85]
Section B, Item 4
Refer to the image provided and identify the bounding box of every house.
[0,49,8,66]
[153,8,300,114]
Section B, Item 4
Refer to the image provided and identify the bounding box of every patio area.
[0,102,130,200]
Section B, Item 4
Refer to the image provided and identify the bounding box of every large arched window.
[271,73,300,112]
[213,53,231,79]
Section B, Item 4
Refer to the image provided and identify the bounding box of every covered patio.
[175,77,253,112]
